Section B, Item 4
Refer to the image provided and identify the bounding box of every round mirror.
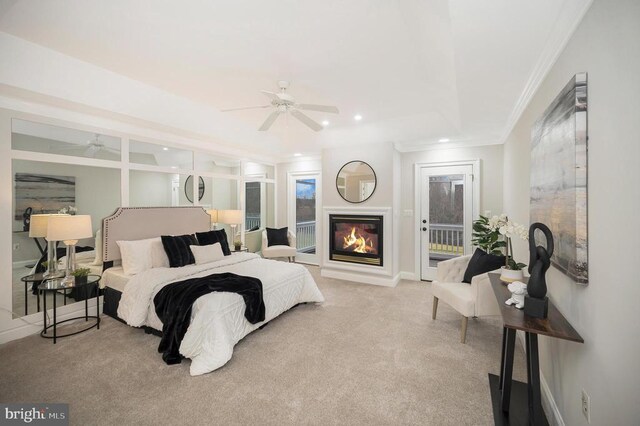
[336,161,377,203]
[184,176,205,203]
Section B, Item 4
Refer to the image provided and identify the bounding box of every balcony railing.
[429,223,464,258]
[296,220,316,252]
[245,215,261,230]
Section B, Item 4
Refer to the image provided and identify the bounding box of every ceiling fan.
[54,134,120,157]
[221,81,339,132]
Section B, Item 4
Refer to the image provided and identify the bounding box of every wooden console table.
[488,273,583,426]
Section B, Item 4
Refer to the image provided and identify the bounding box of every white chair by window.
[431,254,501,343]
[261,230,297,262]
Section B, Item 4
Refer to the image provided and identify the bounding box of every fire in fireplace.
[329,214,383,266]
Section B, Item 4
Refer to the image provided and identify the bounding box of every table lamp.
[29,214,68,278]
[47,215,93,284]
[206,209,219,230]
[218,209,243,249]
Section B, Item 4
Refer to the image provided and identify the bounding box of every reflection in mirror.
[245,162,275,179]
[12,119,121,161]
[336,161,377,203]
[195,152,241,175]
[200,177,240,240]
[11,159,120,318]
[129,171,194,207]
[129,140,193,169]
[244,181,275,231]
[184,176,205,203]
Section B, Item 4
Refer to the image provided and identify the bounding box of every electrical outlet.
[12,243,19,251]
[581,389,591,423]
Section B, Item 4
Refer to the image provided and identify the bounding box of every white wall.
[399,144,504,275]
[502,0,640,423]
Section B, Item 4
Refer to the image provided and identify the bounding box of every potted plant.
[71,267,91,284]
[472,214,528,282]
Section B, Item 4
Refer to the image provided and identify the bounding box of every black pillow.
[462,248,506,283]
[161,234,198,268]
[248,225,260,232]
[196,229,231,256]
[266,227,289,247]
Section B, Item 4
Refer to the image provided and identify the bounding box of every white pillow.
[149,237,170,268]
[116,239,153,275]
[91,228,103,266]
[190,243,225,265]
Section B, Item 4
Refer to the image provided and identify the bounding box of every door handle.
[422,227,427,232]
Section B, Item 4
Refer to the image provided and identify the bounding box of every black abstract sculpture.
[525,223,554,318]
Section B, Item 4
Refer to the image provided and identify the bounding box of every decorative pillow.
[195,229,231,256]
[266,227,289,247]
[248,225,260,232]
[462,248,506,283]
[190,243,225,265]
[161,234,198,268]
[149,237,170,268]
[116,239,154,275]
[91,228,103,266]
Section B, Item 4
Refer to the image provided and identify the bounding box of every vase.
[500,267,524,283]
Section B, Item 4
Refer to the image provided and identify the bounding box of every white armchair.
[261,230,297,262]
[431,254,501,343]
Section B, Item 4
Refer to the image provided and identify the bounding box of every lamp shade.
[206,209,219,223]
[218,209,243,225]
[47,215,93,242]
[29,214,69,238]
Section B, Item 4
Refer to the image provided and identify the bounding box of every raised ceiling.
[0,0,592,159]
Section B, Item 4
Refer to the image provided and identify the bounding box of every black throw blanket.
[154,272,266,365]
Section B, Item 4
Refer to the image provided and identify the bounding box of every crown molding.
[499,0,594,144]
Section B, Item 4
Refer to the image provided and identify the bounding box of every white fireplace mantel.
[321,206,398,286]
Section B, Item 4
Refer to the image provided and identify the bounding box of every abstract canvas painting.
[14,173,76,222]
[530,73,588,284]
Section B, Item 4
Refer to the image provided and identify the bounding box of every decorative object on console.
[336,161,377,203]
[462,248,505,283]
[46,215,93,285]
[530,72,588,284]
[29,214,68,278]
[505,281,527,309]
[524,223,554,319]
[218,210,243,250]
[206,209,219,230]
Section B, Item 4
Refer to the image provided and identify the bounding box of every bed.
[99,207,324,375]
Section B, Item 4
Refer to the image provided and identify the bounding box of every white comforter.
[117,253,324,375]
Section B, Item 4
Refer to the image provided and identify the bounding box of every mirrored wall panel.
[195,152,241,175]
[11,159,120,318]
[245,162,275,179]
[12,119,121,161]
[129,140,193,169]
[129,171,196,207]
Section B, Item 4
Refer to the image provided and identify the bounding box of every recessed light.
[354,114,363,121]
[171,166,178,169]
[163,147,169,151]
[438,138,450,143]
[322,120,329,126]
[293,153,302,157]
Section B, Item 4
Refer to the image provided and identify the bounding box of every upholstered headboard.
[102,207,211,264]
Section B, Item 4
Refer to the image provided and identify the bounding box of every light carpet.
[0,266,526,425]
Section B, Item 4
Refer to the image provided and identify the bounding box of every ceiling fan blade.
[221,105,271,112]
[296,104,340,114]
[260,90,279,101]
[84,145,100,157]
[291,109,323,131]
[103,147,121,155]
[54,145,85,151]
[258,111,281,131]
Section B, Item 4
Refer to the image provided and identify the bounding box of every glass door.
[288,172,320,264]
[420,165,473,281]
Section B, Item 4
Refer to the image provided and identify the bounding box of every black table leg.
[24,281,28,316]
[37,291,40,312]
[499,327,507,390]
[500,327,516,412]
[64,289,67,306]
[42,291,47,335]
[96,283,100,330]
[53,291,57,344]
[85,291,88,321]
[526,332,543,425]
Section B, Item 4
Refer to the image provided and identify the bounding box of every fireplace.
[329,214,383,266]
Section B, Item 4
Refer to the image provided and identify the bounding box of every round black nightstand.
[20,271,65,316]
[39,274,101,344]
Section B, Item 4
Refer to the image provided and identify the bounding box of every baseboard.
[0,298,101,344]
[399,271,418,281]
[321,268,400,287]
[515,331,565,426]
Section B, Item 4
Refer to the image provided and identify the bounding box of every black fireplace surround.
[329,214,383,267]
